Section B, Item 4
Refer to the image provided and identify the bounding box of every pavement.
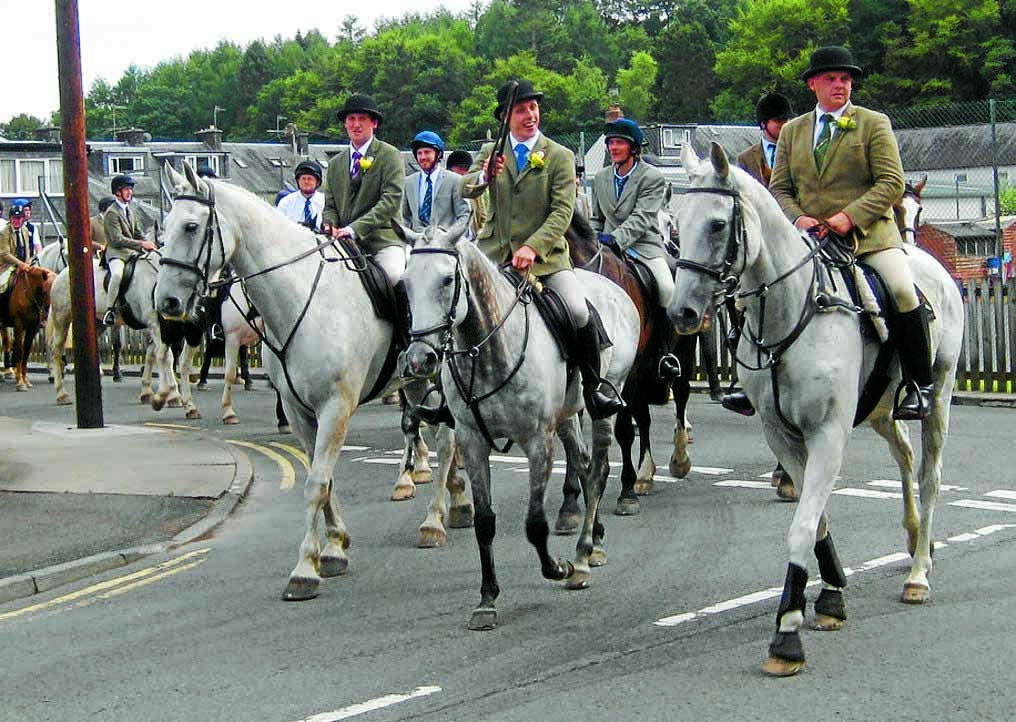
[0,374,1010,607]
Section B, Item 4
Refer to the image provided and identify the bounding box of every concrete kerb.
[0,441,255,607]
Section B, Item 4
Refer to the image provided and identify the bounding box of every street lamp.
[213,105,226,128]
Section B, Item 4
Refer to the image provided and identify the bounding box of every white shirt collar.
[510,132,540,151]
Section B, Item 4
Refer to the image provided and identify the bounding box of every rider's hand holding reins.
[140,240,158,252]
[511,245,537,271]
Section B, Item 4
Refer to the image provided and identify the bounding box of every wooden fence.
[28,278,1015,394]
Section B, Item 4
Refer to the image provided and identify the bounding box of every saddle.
[500,269,611,366]
[102,255,146,330]
[835,260,934,426]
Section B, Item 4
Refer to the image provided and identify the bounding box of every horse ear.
[182,161,209,198]
[679,142,699,172]
[915,175,927,195]
[162,161,188,195]
[391,219,423,247]
[709,141,730,179]
[447,217,470,243]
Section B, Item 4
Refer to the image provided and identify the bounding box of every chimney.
[196,126,223,150]
[34,126,61,143]
[115,127,146,146]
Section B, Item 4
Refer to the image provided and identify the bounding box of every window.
[233,157,248,169]
[0,157,65,195]
[185,154,221,175]
[109,156,144,174]
[268,157,289,168]
[957,236,995,256]
[661,127,690,150]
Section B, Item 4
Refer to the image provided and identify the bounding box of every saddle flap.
[334,236,397,322]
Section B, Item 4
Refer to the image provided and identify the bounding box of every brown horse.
[557,212,697,525]
[0,265,56,391]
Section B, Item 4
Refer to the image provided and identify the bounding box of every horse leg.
[523,433,575,584]
[446,435,474,529]
[763,427,846,677]
[284,402,354,600]
[13,325,29,391]
[111,324,124,383]
[391,391,418,501]
[631,400,655,495]
[811,516,848,631]
[240,344,253,390]
[2,327,14,379]
[555,415,586,535]
[138,334,156,404]
[668,374,693,479]
[458,430,498,630]
[220,336,239,424]
[50,314,72,405]
[149,338,178,411]
[178,342,202,419]
[197,339,213,389]
[613,408,640,515]
[417,423,464,548]
[275,390,291,434]
[566,415,614,589]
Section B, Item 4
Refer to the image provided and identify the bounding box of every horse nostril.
[160,296,183,317]
[670,306,702,334]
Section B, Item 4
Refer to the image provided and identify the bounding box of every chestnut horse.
[559,212,697,522]
[0,265,56,391]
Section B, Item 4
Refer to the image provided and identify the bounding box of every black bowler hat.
[337,93,383,125]
[494,79,544,120]
[800,46,863,81]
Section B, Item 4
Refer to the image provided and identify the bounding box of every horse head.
[394,219,471,379]
[157,161,231,321]
[896,174,926,244]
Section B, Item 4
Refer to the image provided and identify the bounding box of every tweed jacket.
[401,167,470,231]
[589,161,668,259]
[462,134,575,277]
[102,202,146,262]
[321,138,404,254]
[0,224,29,270]
[770,102,904,255]
[90,215,108,251]
[736,143,772,188]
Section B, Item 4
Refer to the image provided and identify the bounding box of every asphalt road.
[1,369,1015,721]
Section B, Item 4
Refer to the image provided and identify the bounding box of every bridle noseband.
[673,186,744,295]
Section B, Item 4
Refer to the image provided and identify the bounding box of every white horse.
[47,255,187,412]
[670,143,962,677]
[155,163,467,598]
[399,221,639,630]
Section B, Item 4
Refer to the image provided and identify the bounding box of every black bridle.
[407,246,533,453]
[673,186,745,295]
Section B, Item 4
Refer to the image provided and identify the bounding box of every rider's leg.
[862,248,932,419]
[646,256,681,379]
[374,245,410,349]
[103,258,125,326]
[546,268,624,420]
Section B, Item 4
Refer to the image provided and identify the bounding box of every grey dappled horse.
[670,143,962,677]
[47,256,188,412]
[400,222,639,630]
[155,163,465,600]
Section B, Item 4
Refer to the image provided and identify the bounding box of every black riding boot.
[393,280,411,350]
[893,306,934,420]
[721,302,755,415]
[577,322,624,420]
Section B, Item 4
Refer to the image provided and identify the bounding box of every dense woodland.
[4,0,1016,146]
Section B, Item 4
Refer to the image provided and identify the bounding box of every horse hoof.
[812,614,846,631]
[416,526,448,549]
[564,569,592,590]
[113,374,124,383]
[776,480,798,502]
[669,454,691,479]
[633,480,654,496]
[281,576,320,601]
[318,555,349,578]
[196,382,209,391]
[448,504,474,528]
[244,380,254,391]
[468,607,497,631]
[277,424,292,435]
[222,414,239,425]
[412,468,433,484]
[589,547,608,567]
[16,383,28,392]
[139,392,153,405]
[900,582,930,604]
[554,512,580,535]
[614,497,640,516]
[761,656,805,677]
[390,483,416,501]
[186,408,203,420]
[166,397,182,409]
[56,394,71,406]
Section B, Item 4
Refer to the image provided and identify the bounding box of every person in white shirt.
[277,160,325,230]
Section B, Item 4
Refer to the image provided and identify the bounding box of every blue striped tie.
[419,175,433,224]
[303,197,313,226]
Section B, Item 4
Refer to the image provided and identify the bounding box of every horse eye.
[442,276,454,288]
[710,219,727,233]
[185,222,199,233]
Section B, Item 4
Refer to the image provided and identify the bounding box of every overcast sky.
[5,0,477,123]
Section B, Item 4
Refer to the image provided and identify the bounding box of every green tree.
[0,114,45,140]
[615,51,657,121]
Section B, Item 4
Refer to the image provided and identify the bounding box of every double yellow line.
[0,548,210,623]
[227,440,309,490]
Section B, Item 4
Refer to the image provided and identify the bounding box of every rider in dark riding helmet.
[277,159,325,231]
[102,174,157,326]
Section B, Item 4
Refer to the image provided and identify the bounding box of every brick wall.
[916,222,1016,281]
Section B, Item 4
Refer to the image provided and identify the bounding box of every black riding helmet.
[294,159,323,185]
[111,174,136,194]
[755,93,794,127]
[98,195,117,213]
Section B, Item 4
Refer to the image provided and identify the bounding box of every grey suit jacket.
[590,161,667,258]
[402,168,470,231]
